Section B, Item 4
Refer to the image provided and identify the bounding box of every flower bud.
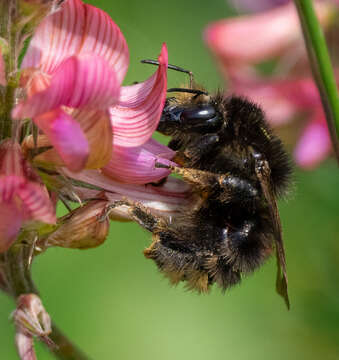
[44,200,110,249]
[13,294,54,359]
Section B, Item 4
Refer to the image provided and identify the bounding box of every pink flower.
[0,140,56,253]
[229,0,290,13]
[13,0,170,181]
[205,2,335,168]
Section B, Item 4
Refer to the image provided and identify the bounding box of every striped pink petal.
[102,138,176,184]
[22,0,129,83]
[294,112,331,169]
[17,182,56,224]
[72,109,113,169]
[13,55,120,120]
[63,168,191,205]
[34,109,89,171]
[110,43,168,147]
[0,203,23,253]
[0,175,25,202]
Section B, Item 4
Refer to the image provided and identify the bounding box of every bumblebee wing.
[255,160,290,309]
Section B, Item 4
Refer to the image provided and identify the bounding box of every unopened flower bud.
[44,200,110,249]
[14,294,52,338]
[13,294,54,359]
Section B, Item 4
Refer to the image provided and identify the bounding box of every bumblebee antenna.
[141,59,194,88]
[167,88,208,97]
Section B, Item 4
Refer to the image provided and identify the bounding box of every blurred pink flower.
[0,140,56,253]
[13,0,170,181]
[205,1,336,168]
[229,0,290,13]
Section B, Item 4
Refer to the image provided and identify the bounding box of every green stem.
[4,243,90,360]
[294,0,339,165]
[0,0,19,140]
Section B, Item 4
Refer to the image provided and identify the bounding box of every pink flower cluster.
[205,1,336,168]
[0,0,181,252]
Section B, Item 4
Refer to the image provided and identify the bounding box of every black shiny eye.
[180,104,222,133]
[181,104,216,121]
[157,103,223,135]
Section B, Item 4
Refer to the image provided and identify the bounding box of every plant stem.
[294,0,339,165]
[4,243,90,360]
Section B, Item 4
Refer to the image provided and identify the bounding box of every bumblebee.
[119,62,292,308]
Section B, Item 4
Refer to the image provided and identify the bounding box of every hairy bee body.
[141,92,292,298]
[122,76,292,305]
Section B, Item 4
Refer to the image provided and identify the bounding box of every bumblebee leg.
[127,202,162,232]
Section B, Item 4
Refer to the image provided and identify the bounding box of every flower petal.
[0,203,23,253]
[34,109,89,171]
[204,2,332,69]
[110,43,168,147]
[13,55,120,119]
[205,3,301,66]
[17,182,56,224]
[230,0,289,13]
[294,112,331,169]
[22,0,129,83]
[72,109,113,169]
[102,138,175,184]
[63,168,190,205]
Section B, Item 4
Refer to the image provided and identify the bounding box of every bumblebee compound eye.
[157,104,222,135]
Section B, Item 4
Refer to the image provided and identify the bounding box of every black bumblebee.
[121,62,292,308]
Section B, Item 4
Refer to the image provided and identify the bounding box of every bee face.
[157,102,223,135]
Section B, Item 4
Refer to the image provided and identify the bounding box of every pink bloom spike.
[205,3,300,66]
[22,0,129,83]
[294,113,331,169]
[13,55,120,120]
[204,2,332,69]
[34,109,89,172]
[102,138,176,184]
[110,43,168,147]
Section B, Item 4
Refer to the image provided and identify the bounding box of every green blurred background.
[1,0,339,358]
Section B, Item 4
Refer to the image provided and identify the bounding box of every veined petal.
[17,182,56,224]
[0,175,25,202]
[0,203,23,253]
[22,0,129,83]
[102,138,176,184]
[110,43,168,147]
[294,113,331,169]
[34,109,89,171]
[63,168,190,205]
[13,55,120,119]
[72,109,113,169]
